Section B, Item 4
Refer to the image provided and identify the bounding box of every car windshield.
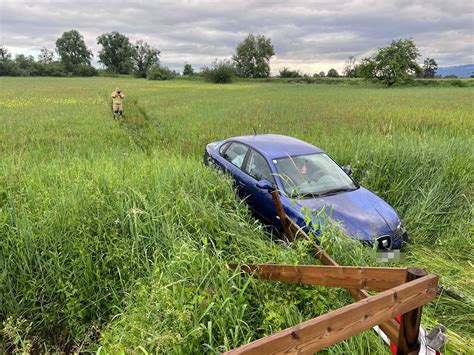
[274,153,358,198]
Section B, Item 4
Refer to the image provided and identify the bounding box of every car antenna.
[253,127,257,136]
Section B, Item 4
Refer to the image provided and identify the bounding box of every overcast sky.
[1,0,473,73]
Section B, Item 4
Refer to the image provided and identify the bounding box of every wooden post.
[271,190,292,240]
[397,268,427,355]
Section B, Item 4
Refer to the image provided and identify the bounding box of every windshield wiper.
[291,192,322,199]
[291,186,358,199]
[318,186,358,197]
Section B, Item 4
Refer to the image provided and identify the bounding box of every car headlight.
[376,235,392,250]
[397,222,406,233]
[393,221,407,243]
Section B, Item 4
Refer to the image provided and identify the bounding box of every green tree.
[55,30,92,71]
[1,46,12,61]
[357,58,375,79]
[233,34,274,78]
[423,58,438,78]
[319,71,325,77]
[97,32,135,74]
[183,63,194,76]
[15,54,35,69]
[327,68,339,77]
[359,38,421,86]
[38,47,55,64]
[11,54,36,76]
[0,47,21,76]
[132,40,160,78]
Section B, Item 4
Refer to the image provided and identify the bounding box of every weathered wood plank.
[225,274,438,355]
[228,263,408,291]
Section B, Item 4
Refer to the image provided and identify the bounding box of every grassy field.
[1,77,472,353]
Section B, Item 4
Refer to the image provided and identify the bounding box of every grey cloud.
[1,0,472,73]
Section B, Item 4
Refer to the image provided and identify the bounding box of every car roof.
[229,134,323,159]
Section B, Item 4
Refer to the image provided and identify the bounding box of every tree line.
[0,30,275,81]
[0,30,447,85]
[0,29,165,78]
[200,37,442,85]
[279,39,440,86]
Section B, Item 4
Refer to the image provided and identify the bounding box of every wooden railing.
[225,190,438,354]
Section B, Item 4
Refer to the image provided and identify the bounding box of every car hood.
[295,187,400,241]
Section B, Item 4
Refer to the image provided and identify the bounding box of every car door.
[219,142,251,197]
[242,149,278,224]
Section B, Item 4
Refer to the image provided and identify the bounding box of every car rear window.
[219,142,231,155]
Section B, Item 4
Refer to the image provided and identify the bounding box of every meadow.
[0,77,472,353]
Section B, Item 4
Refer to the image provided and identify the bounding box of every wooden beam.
[284,215,400,342]
[225,274,438,355]
[397,268,427,354]
[228,264,408,291]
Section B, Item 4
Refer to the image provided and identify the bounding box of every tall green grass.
[1,77,472,353]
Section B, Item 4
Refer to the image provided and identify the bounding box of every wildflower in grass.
[128,207,144,215]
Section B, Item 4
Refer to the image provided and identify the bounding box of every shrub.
[279,67,301,78]
[147,64,176,80]
[449,79,468,87]
[43,63,68,77]
[0,58,95,77]
[0,60,22,76]
[202,59,236,83]
[72,65,98,77]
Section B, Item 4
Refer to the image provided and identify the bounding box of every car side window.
[222,142,249,169]
[245,149,274,182]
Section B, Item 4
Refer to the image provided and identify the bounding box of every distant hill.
[437,64,474,78]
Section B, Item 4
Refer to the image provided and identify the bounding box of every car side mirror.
[256,179,274,191]
[343,165,352,176]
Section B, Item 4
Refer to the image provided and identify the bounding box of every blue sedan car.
[204,134,408,250]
